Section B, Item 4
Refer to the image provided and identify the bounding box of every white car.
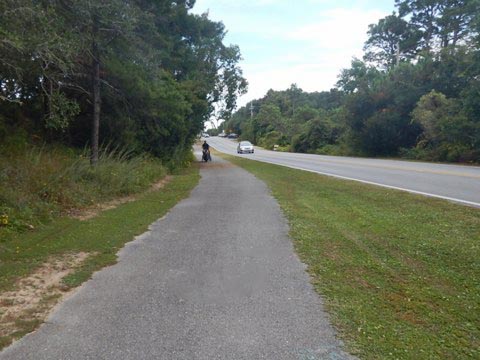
[237,141,254,154]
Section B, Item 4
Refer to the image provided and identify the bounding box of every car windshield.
[240,141,252,146]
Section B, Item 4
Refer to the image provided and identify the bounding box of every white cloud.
[191,2,391,109]
[193,0,282,8]
[236,7,389,106]
[237,60,345,107]
[288,8,386,48]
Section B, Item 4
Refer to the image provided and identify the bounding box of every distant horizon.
[206,85,332,129]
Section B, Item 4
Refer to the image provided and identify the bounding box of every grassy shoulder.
[221,153,480,359]
[0,145,168,236]
[0,164,200,349]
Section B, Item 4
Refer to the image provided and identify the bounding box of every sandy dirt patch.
[0,252,91,340]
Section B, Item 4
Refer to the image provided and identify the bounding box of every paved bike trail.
[0,152,354,360]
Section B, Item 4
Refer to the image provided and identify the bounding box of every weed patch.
[0,145,167,237]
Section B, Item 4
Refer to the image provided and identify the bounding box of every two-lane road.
[208,137,480,207]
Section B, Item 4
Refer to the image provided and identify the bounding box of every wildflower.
[0,214,8,226]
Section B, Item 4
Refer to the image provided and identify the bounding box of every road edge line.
[263,162,480,208]
[211,144,480,208]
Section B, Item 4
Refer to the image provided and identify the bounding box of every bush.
[258,131,288,150]
[400,143,480,163]
[165,145,196,171]
[316,144,348,156]
[0,145,166,236]
[398,146,430,160]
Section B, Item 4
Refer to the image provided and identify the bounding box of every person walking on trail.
[202,140,211,161]
[202,140,210,151]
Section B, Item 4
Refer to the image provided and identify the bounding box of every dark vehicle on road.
[237,141,254,154]
[227,133,238,139]
[202,149,211,162]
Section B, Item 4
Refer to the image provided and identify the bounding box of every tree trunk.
[441,34,449,48]
[43,75,53,123]
[395,40,400,66]
[452,29,459,47]
[90,21,100,166]
[44,77,54,142]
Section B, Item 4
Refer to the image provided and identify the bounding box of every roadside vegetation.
[223,154,480,359]
[221,0,480,163]
[0,161,200,350]
[0,137,199,351]
[1,1,246,164]
[1,0,241,350]
[0,143,169,237]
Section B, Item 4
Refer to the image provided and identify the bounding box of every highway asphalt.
[0,151,354,360]
[208,137,480,207]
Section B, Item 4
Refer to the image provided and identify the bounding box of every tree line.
[0,0,247,164]
[221,0,480,163]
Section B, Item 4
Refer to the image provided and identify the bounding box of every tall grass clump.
[0,144,166,237]
[165,144,196,172]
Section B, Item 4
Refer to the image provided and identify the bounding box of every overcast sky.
[191,0,395,108]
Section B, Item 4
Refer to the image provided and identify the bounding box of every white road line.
[211,143,480,208]
[256,160,480,208]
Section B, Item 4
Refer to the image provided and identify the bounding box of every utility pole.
[250,102,257,144]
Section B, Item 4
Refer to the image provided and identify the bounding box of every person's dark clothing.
[202,142,209,150]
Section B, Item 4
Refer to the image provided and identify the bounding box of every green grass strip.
[0,166,199,349]
[222,154,480,360]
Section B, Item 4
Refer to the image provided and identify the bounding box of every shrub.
[0,145,166,236]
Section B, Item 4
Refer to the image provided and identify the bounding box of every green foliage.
[364,13,421,69]
[0,0,247,163]
[336,58,381,94]
[45,92,80,131]
[257,104,285,133]
[395,0,479,49]
[224,1,479,163]
[411,90,480,161]
[292,116,338,153]
[339,62,426,156]
[412,91,456,143]
[225,86,347,154]
[258,131,288,150]
[206,128,220,136]
[0,145,166,237]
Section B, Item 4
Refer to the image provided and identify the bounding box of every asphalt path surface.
[208,137,480,207]
[0,150,354,360]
